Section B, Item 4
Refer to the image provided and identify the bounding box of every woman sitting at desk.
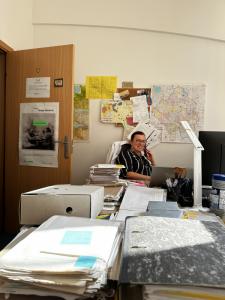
[115,131,155,184]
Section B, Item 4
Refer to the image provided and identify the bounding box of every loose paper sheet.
[26,77,50,98]
[131,95,149,122]
[86,76,117,99]
[19,102,59,167]
[120,186,165,211]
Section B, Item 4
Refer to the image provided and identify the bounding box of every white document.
[39,219,119,263]
[120,185,165,211]
[19,102,59,167]
[131,95,149,122]
[26,77,50,98]
[0,216,120,271]
[127,121,161,149]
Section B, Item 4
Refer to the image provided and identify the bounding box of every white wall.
[32,0,225,184]
[33,0,225,41]
[0,0,33,50]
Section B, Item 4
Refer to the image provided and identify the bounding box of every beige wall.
[3,0,225,184]
[33,0,225,41]
[32,0,225,184]
[0,0,33,49]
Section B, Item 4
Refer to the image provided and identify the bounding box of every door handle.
[54,136,71,159]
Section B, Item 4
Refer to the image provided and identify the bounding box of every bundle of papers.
[89,164,125,184]
[0,215,122,299]
[102,186,125,212]
[104,186,125,202]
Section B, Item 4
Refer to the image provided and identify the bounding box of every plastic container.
[210,174,225,210]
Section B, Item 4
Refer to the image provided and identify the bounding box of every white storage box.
[20,184,104,225]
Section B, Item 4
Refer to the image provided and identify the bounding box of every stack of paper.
[89,164,125,184]
[102,186,125,213]
[0,215,122,299]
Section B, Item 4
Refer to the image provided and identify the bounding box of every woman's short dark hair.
[130,131,145,141]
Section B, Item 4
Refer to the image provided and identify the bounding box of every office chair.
[106,141,128,164]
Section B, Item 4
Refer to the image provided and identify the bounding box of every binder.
[119,216,225,291]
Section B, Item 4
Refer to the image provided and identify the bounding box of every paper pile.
[0,215,122,299]
[89,164,125,185]
[101,186,125,214]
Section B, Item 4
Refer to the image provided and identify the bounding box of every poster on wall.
[19,102,59,167]
[26,77,50,98]
[73,84,89,142]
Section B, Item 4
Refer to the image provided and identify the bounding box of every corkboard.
[117,88,151,100]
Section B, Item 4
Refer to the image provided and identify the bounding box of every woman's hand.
[145,149,156,166]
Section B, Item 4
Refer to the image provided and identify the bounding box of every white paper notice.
[131,95,149,122]
[19,102,59,167]
[26,77,50,98]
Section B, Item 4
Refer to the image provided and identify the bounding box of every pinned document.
[86,76,117,99]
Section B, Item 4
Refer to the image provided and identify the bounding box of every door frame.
[0,40,14,52]
[0,40,13,232]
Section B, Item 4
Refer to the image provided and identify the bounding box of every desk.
[1,185,225,300]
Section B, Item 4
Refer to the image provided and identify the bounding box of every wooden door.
[5,45,74,233]
[0,50,6,232]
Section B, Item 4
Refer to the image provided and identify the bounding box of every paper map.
[151,84,206,143]
[101,100,133,124]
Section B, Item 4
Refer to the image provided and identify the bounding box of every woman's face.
[131,134,146,154]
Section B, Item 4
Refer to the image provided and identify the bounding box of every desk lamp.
[181,121,204,207]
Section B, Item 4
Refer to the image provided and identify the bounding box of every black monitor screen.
[199,131,225,185]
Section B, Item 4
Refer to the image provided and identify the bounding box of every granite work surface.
[119,216,225,287]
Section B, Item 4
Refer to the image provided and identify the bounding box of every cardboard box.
[20,184,104,225]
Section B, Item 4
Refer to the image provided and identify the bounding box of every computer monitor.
[199,131,225,185]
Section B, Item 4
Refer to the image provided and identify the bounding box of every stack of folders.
[101,186,125,214]
[119,216,225,299]
[89,164,125,185]
[0,215,122,299]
